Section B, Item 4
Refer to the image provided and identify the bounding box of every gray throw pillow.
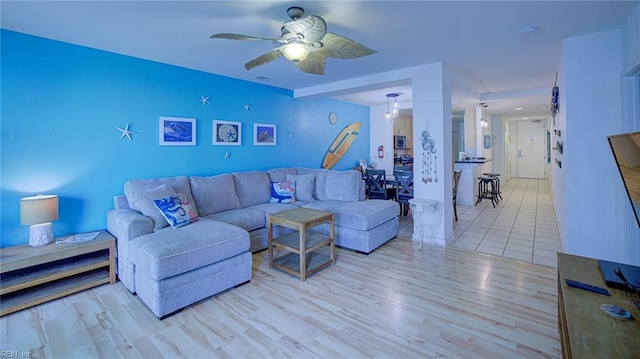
[324,170,360,201]
[286,174,316,201]
[129,184,176,232]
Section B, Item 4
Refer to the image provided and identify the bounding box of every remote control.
[565,279,611,296]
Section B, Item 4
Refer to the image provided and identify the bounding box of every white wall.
[463,106,477,153]
[369,104,395,172]
[621,3,640,266]
[554,29,631,263]
[623,3,640,73]
[491,115,506,179]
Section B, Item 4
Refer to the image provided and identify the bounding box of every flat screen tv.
[608,132,640,227]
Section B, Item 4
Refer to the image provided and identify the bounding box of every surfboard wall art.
[322,122,362,169]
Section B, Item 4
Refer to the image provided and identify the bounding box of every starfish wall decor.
[116,123,135,140]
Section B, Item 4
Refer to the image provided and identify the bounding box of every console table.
[268,208,335,281]
[0,231,116,316]
[557,252,640,358]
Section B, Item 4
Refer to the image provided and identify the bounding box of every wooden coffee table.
[268,208,335,281]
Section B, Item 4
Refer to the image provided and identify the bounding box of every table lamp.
[20,194,59,247]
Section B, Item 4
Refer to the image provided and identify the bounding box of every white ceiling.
[2,0,637,120]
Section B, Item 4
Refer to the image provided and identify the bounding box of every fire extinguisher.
[378,145,384,159]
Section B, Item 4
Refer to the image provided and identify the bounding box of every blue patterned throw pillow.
[270,180,296,203]
[153,193,199,228]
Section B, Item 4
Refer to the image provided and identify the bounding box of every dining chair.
[366,169,396,200]
[394,170,413,216]
[453,170,462,221]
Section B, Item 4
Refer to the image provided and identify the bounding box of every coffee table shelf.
[272,251,333,278]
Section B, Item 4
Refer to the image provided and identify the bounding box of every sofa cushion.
[267,167,298,182]
[233,171,271,207]
[302,199,399,231]
[189,174,241,216]
[128,184,176,232]
[153,193,199,229]
[269,181,296,203]
[128,218,249,281]
[324,170,360,201]
[205,208,265,232]
[286,174,315,201]
[297,168,328,200]
[125,176,196,213]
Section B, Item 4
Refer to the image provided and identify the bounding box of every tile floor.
[398,177,564,268]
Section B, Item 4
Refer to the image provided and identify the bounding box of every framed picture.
[253,123,276,146]
[159,117,196,146]
[213,120,241,146]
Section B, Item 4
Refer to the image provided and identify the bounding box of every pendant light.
[479,103,488,128]
[385,93,399,124]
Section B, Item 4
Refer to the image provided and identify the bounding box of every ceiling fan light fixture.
[281,42,311,62]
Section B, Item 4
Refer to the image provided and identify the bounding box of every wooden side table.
[268,208,335,281]
[0,231,116,316]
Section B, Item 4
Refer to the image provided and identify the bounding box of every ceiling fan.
[210,6,376,75]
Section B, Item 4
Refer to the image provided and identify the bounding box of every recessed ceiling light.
[522,117,529,120]
[521,25,538,34]
[515,107,523,111]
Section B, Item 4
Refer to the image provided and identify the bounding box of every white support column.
[411,63,453,245]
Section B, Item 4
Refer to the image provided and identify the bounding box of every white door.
[517,120,545,178]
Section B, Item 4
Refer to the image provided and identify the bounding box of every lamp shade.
[20,194,58,225]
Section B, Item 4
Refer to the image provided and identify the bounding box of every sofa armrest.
[107,209,152,242]
[106,208,153,292]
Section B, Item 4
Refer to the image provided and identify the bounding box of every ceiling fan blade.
[244,48,283,71]
[318,33,377,59]
[282,15,327,43]
[294,52,326,75]
[210,33,283,42]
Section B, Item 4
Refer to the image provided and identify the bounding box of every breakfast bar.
[454,158,493,205]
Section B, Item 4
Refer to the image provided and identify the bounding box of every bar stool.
[475,176,499,207]
[483,172,502,201]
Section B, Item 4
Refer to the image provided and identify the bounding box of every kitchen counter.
[454,159,493,206]
[454,158,491,164]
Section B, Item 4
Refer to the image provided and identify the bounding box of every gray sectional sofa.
[106,167,399,318]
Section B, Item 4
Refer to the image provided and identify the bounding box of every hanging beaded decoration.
[421,125,438,183]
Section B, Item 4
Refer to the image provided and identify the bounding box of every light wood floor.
[0,238,561,358]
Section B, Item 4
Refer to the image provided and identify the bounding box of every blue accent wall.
[1,30,370,247]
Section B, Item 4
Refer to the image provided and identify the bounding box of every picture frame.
[159,116,196,146]
[213,120,242,146]
[253,123,276,146]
